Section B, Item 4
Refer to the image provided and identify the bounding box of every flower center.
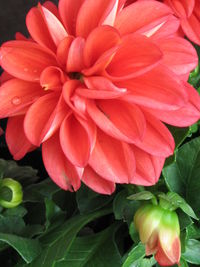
[68,72,83,81]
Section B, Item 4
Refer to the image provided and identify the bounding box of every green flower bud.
[134,204,180,266]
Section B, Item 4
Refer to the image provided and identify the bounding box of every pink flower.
[134,204,181,266]
[0,0,199,194]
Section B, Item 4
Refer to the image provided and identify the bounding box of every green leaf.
[0,233,41,263]
[27,208,112,267]
[167,126,189,149]
[162,137,200,216]
[3,206,27,217]
[122,243,145,267]
[76,184,113,214]
[24,179,60,203]
[127,191,156,202]
[0,159,38,186]
[129,222,139,243]
[113,190,140,223]
[186,224,200,240]
[0,215,25,235]
[44,198,65,230]
[53,224,122,267]
[179,258,189,267]
[182,239,200,264]
[177,210,193,231]
[158,192,198,219]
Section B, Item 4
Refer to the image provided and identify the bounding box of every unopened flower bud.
[134,204,180,266]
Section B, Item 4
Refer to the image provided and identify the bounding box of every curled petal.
[83,25,121,67]
[6,116,35,160]
[82,166,115,195]
[82,46,118,76]
[0,79,45,118]
[63,80,87,119]
[89,129,136,183]
[24,93,69,146]
[40,66,67,90]
[105,34,163,81]
[0,41,58,82]
[76,76,126,99]
[115,0,172,36]
[87,99,146,143]
[60,114,96,167]
[42,133,81,191]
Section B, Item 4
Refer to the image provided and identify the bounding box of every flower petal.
[144,15,180,40]
[157,37,198,76]
[40,66,67,90]
[115,0,172,36]
[60,114,96,167]
[43,1,60,18]
[0,41,58,82]
[58,0,84,35]
[76,76,126,99]
[26,6,56,51]
[83,25,121,67]
[131,146,165,186]
[145,82,200,126]
[89,129,136,183]
[119,65,188,110]
[155,234,181,266]
[105,34,163,81]
[41,5,68,46]
[24,93,69,146]
[165,0,195,18]
[134,111,175,157]
[181,14,200,45]
[6,116,35,160]
[76,0,119,38]
[67,37,85,72]
[82,166,115,195]
[87,99,146,143]
[42,133,81,191]
[0,79,45,118]
[56,36,74,67]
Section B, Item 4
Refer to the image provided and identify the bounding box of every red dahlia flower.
[0,0,199,194]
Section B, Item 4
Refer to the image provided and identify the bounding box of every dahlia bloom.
[0,0,199,194]
[125,0,200,45]
[134,204,181,266]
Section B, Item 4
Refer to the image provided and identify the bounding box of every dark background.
[0,0,58,45]
[0,0,60,176]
